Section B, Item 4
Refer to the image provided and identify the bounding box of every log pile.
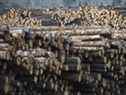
[0,25,126,95]
[51,6,126,29]
[0,8,41,28]
[0,5,126,29]
[0,5,126,95]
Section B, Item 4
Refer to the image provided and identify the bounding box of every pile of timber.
[0,27,11,60]
[0,25,126,95]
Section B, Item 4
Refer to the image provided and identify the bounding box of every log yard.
[0,0,126,95]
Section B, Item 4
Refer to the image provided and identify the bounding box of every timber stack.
[0,25,125,95]
[0,6,126,95]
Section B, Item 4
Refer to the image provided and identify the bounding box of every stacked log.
[0,25,126,95]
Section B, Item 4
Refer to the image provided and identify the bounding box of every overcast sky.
[0,0,126,8]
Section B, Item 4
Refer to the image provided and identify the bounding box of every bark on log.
[70,35,101,41]
[73,41,108,47]
[72,46,104,50]
[112,32,126,39]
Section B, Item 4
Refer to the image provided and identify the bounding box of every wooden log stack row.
[0,25,126,95]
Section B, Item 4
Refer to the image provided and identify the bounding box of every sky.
[0,0,126,8]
